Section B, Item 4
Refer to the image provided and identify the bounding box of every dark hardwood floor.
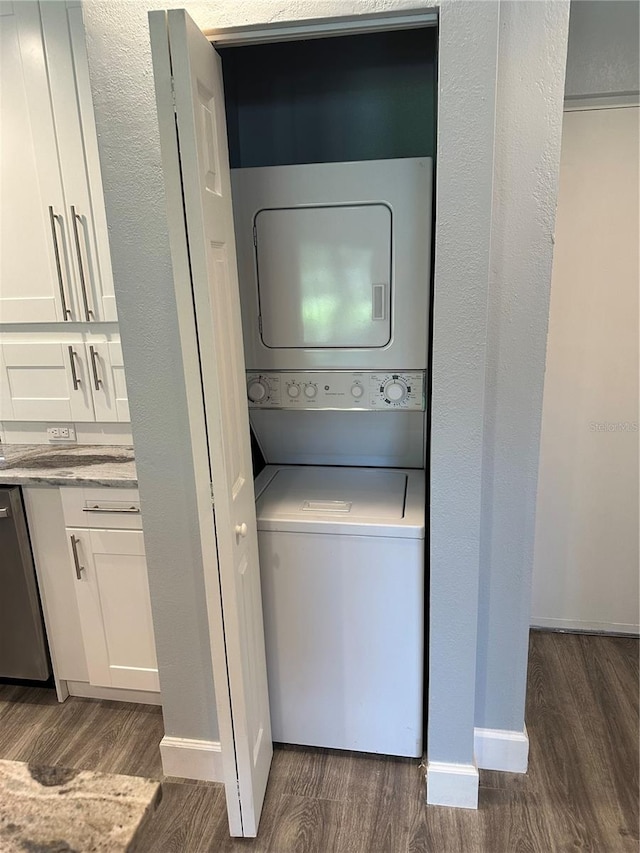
[0,631,637,852]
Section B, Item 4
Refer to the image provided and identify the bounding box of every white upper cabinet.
[1,337,95,421]
[87,339,130,422]
[0,2,70,323]
[0,333,129,422]
[0,1,116,323]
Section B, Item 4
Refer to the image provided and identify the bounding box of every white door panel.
[66,528,159,692]
[533,107,640,633]
[150,8,272,837]
[40,2,116,322]
[1,341,94,422]
[0,2,72,322]
[88,341,130,423]
[256,204,392,348]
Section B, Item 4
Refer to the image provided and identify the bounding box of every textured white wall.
[475,0,570,732]
[565,0,640,99]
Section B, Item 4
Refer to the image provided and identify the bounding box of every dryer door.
[255,203,392,348]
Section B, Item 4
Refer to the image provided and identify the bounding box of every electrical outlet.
[47,424,77,442]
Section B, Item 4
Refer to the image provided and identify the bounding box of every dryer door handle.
[372,283,387,320]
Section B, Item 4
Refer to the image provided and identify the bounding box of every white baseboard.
[65,680,162,706]
[474,726,529,773]
[531,617,639,635]
[426,761,479,809]
[159,736,224,783]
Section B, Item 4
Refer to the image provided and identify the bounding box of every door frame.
[84,0,501,829]
[154,0,496,822]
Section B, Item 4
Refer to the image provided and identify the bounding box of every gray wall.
[427,0,498,766]
[475,0,570,732]
[565,0,640,98]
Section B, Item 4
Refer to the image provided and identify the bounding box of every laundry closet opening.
[218,24,437,758]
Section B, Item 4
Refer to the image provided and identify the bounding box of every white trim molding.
[65,681,162,706]
[426,761,479,809]
[205,9,438,46]
[564,92,640,112]
[474,726,529,773]
[159,736,224,783]
[532,617,640,636]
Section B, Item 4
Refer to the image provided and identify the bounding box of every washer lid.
[255,466,425,538]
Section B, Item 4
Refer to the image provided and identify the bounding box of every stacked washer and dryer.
[231,157,432,758]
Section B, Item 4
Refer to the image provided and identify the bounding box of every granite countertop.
[0,759,160,852]
[0,444,137,488]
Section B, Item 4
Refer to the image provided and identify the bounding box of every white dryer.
[255,465,425,757]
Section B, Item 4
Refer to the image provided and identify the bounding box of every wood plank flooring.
[0,631,637,852]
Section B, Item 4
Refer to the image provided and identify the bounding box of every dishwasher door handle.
[0,507,9,519]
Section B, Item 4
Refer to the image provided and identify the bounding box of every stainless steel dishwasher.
[0,486,51,680]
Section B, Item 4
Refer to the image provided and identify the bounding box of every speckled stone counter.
[0,759,160,852]
[0,444,137,487]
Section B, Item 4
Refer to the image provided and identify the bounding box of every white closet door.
[0,2,73,322]
[1,340,94,422]
[150,8,272,838]
[66,528,159,692]
[532,106,639,634]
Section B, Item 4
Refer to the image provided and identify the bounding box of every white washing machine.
[231,157,431,758]
[254,464,425,757]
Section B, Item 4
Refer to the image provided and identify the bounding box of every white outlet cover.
[46,424,77,442]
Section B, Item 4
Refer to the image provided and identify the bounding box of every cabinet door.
[0,2,74,322]
[1,340,94,421]
[39,2,117,322]
[86,341,130,423]
[66,528,159,692]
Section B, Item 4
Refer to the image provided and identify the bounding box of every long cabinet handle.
[48,206,72,320]
[71,206,93,321]
[68,346,81,390]
[82,505,140,514]
[89,346,102,391]
[70,534,84,580]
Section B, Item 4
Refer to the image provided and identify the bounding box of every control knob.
[287,383,301,399]
[304,384,318,399]
[351,384,364,399]
[384,378,408,404]
[247,378,269,403]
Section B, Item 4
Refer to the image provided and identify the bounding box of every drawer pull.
[70,534,84,580]
[82,505,140,514]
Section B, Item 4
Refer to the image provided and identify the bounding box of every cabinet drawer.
[61,486,141,529]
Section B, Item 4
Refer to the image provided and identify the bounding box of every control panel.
[246,371,425,411]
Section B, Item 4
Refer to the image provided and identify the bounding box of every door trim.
[204,9,438,47]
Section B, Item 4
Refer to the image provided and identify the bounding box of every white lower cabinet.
[65,527,159,692]
[59,486,160,695]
